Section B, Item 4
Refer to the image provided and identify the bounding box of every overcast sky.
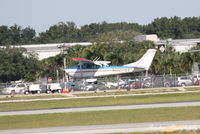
[0,0,199,33]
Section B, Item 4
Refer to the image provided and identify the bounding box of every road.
[0,120,200,134]
[1,101,200,116]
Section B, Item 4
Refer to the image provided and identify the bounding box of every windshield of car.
[9,84,16,87]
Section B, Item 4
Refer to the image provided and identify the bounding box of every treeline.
[1,40,200,82]
[1,16,200,82]
[0,16,200,46]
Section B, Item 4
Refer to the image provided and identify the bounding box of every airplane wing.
[72,58,111,66]
[71,58,94,63]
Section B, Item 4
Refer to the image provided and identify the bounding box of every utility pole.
[64,57,69,82]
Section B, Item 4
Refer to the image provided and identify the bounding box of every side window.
[18,84,25,87]
[82,63,99,69]
[92,64,100,69]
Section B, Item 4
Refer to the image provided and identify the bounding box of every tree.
[0,47,41,82]
[21,27,36,44]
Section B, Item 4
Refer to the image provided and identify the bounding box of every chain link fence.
[0,73,200,95]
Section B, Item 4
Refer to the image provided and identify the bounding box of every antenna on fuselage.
[93,57,98,61]
[93,57,101,61]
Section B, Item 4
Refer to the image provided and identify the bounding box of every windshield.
[9,84,16,87]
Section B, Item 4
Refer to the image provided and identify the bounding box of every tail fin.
[124,49,157,70]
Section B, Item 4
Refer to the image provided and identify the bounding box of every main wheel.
[24,91,29,95]
[181,83,186,87]
[46,90,51,94]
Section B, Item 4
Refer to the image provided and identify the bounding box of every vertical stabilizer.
[124,49,157,70]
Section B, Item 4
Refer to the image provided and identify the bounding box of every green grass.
[0,86,199,101]
[1,92,200,112]
[113,131,200,134]
[0,94,66,101]
[185,86,200,91]
[0,106,200,130]
[74,88,181,96]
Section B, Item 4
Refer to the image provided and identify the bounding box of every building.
[1,42,92,60]
[134,34,200,53]
[156,38,200,52]
[134,34,160,43]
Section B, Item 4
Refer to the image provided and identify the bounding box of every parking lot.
[0,73,200,95]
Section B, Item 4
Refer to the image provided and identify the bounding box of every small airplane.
[64,49,157,78]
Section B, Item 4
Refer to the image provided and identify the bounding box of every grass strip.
[114,130,200,134]
[0,86,199,101]
[1,92,200,112]
[0,106,200,130]
[0,94,66,101]
[73,88,181,96]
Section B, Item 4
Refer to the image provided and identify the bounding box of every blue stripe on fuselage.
[65,66,134,70]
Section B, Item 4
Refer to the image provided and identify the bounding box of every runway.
[0,120,200,134]
[1,101,200,116]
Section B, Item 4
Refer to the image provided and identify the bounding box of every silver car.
[2,83,27,95]
[176,76,192,86]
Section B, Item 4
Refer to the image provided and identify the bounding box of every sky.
[0,0,199,34]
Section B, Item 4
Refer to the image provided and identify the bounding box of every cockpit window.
[81,63,99,69]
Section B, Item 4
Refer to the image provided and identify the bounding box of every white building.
[1,42,92,60]
[134,34,160,43]
[134,34,200,53]
[156,38,200,52]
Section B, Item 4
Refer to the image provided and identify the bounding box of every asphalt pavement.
[1,101,200,116]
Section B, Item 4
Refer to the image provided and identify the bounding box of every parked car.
[141,77,152,88]
[176,76,192,86]
[119,80,142,90]
[192,75,200,85]
[150,76,176,87]
[1,83,27,95]
[129,80,143,89]
[60,81,81,92]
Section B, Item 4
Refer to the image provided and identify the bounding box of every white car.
[176,76,192,86]
[2,83,27,95]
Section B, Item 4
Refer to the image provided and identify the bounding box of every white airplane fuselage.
[64,49,157,78]
[65,66,145,78]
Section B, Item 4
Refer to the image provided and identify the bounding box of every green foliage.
[145,16,200,39]
[0,24,36,45]
[1,17,200,80]
[40,39,198,78]
[0,47,41,82]
[0,17,200,45]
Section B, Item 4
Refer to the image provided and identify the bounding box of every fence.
[0,73,199,95]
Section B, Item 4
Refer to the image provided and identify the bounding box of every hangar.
[1,42,92,60]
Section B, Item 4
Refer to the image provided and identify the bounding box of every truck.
[24,84,42,95]
[46,83,62,93]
